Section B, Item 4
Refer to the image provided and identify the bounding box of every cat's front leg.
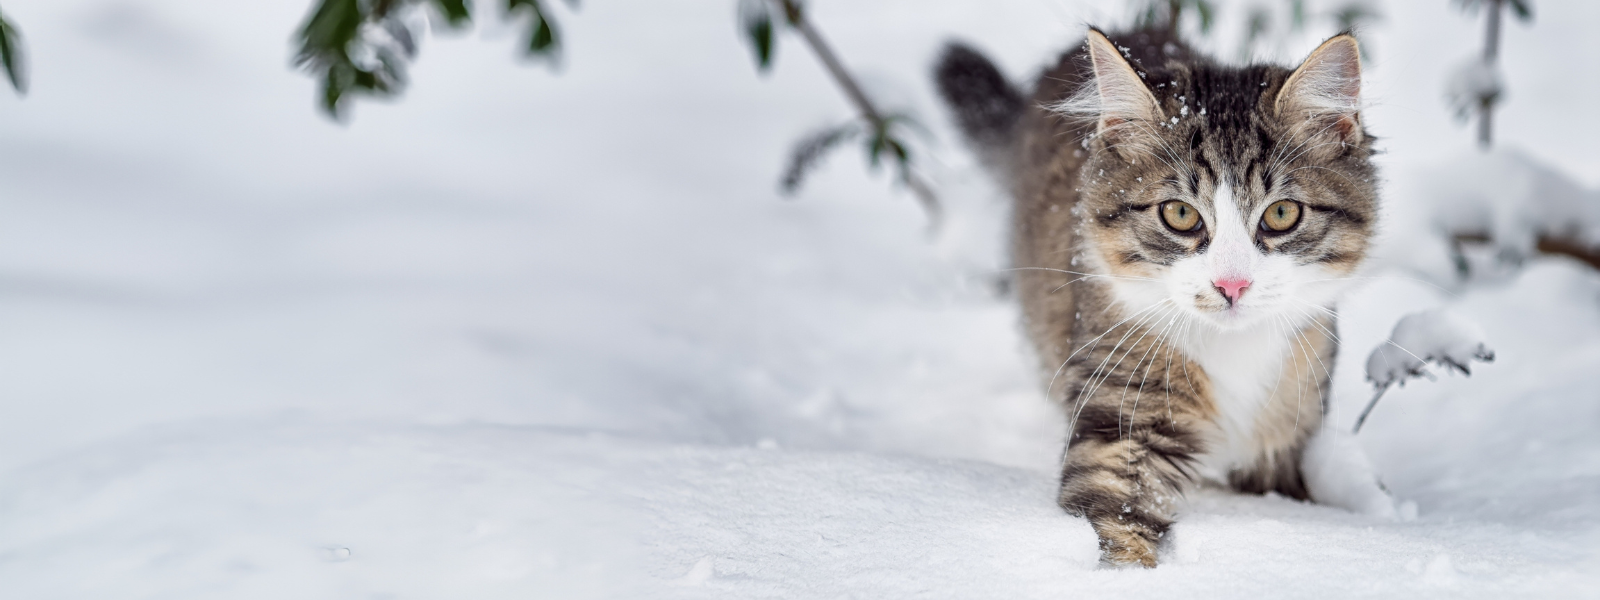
[1058,426,1195,567]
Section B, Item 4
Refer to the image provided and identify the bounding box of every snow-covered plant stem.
[1355,310,1495,434]
[1477,0,1501,148]
[1351,385,1388,434]
[1452,0,1533,149]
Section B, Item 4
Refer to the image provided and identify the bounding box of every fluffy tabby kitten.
[937,28,1384,566]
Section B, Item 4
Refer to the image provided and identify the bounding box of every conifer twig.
[773,0,941,230]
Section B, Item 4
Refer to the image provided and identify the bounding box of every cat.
[936,27,1388,567]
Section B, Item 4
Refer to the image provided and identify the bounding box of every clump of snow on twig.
[1445,58,1504,122]
[1365,309,1496,389]
[1355,309,1496,433]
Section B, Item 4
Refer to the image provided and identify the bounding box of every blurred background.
[0,0,1596,597]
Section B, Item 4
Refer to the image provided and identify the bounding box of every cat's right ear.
[1083,29,1163,157]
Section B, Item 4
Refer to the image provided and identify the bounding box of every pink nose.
[1214,277,1251,305]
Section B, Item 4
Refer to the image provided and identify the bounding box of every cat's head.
[1062,29,1378,331]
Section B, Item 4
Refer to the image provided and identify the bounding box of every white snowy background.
[0,0,1597,597]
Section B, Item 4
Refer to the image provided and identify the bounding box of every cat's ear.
[1276,34,1364,149]
[1083,29,1163,155]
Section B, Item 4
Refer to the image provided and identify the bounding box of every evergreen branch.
[1,5,29,94]
[781,122,860,194]
[294,0,573,120]
[737,0,776,72]
[769,0,941,230]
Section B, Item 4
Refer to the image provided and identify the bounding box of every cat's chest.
[1180,325,1294,479]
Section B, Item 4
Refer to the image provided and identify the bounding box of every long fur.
[938,27,1378,567]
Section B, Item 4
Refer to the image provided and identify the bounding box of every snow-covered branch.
[1355,309,1495,433]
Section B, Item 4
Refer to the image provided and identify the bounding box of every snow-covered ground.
[0,0,1597,597]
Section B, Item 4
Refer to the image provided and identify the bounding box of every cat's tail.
[934,42,1024,175]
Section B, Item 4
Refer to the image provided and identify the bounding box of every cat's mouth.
[1210,305,1248,322]
[1194,297,1266,329]
[1190,290,1242,316]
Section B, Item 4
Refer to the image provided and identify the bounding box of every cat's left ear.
[1275,34,1363,149]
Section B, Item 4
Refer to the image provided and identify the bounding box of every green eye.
[1161,201,1202,232]
[1261,200,1302,232]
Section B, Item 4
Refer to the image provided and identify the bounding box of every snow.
[1301,428,1403,520]
[1356,308,1495,435]
[1364,309,1495,390]
[1446,57,1505,120]
[1383,147,1600,282]
[0,0,1599,597]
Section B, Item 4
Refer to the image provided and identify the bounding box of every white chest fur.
[1179,322,1297,481]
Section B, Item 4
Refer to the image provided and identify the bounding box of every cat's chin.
[1194,306,1273,331]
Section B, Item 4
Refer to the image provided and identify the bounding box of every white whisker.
[1047,300,1171,427]
[1065,301,1176,441]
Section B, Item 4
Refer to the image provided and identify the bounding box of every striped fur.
[938,28,1376,566]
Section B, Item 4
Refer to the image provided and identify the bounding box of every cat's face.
[1069,32,1377,331]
